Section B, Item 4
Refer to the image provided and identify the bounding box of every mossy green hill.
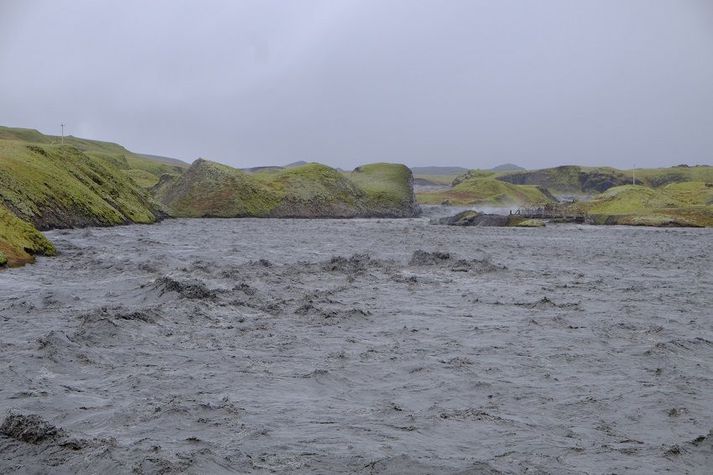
[631,165,713,187]
[418,171,554,207]
[0,126,188,188]
[582,184,713,227]
[348,163,419,217]
[152,159,282,217]
[0,203,56,266]
[0,140,163,229]
[153,159,419,218]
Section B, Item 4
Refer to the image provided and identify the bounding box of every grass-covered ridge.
[0,126,188,188]
[496,165,632,194]
[0,140,164,229]
[632,165,713,187]
[417,171,554,207]
[495,164,713,193]
[153,159,281,217]
[581,184,713,227]
[154,160,420,218]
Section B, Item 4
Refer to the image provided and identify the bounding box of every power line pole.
[632,164,636,185]
[61,123,65,145]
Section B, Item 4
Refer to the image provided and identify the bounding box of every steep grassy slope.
[418,171,554,207]
[582,184,713,227]
[154,160,419,218]
[349,163,418,217]
[0,127,184,266]
[0,203,56,267]
[0,126,188,188]
[0,140,163,229]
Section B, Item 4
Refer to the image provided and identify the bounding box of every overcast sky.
[1,0,712,170]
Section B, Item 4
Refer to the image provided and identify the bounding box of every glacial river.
[1,218,712,473]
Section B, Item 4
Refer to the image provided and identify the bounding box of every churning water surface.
[1,218,712,474]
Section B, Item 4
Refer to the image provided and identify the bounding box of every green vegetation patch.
[0,203,56,267]
[633,166,713,187]
[411,174,460,185]
[155,159,281,217]
[155,160,419,218]
[660,182,713,206]
[260,163,370,217]
[581,184,713,227]
[0,126,187,189]
[418,175,553,207]
[513,218,546,227]
[0,139,162,229]
[349,163,417,217]
[124,168,162,188]
[585,185,681,215]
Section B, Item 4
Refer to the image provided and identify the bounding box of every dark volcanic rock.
[432,210,512,227]
[1,414,64,444]
[154,276,216,299]
[409,250,452,265]
[322,254,376,274]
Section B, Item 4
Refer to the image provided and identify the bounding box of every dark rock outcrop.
[431,210,516,227]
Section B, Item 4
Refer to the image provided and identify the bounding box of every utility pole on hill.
[61,123,64,145]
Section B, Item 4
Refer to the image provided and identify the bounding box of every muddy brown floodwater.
[1,217,712,474]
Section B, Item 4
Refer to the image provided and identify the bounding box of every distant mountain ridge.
[135,153,189,168]
[411,164,526,176]
[411,166,469,176]
[491,163,526,172]
[285,160,308,168]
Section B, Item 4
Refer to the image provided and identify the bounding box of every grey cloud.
[1,0,712,169]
